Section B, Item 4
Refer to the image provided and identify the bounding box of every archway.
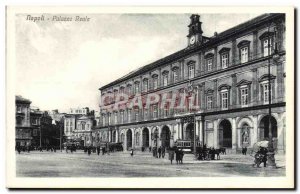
[185,123,194,141]
[259,115,277,141]
[112,131,116,142]
[126,129,132,150]
[161,126,171,148]
[218,119,232,148]
[142,128,150,148]
[120,133,125,143]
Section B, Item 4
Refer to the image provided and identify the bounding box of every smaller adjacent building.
[15,96,42,147]
[64,107,96,146]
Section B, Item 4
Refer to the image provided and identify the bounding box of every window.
[152,104,158,118]
[240,47,248,63]
[114,112,118,124]
[221,91,228,109]
[207,58,213,71]
[16,117,22,125]
[81,123,85,130]
[143,108,148,120]
[134,109,139,121]
[127,85,132,96]
[263,83,272,104]
[164,106,169,117]
[128,109,131,122]
[134,82,140,94]
[120,111,124,124]
[17,106,22,113]
[221,53,229,69]
[241,87,249,106]
[263,38,272,57]
[173,68,179,83]
[207,96,213,110]
[120,87,125,101]
[153,75,158,90]
[143,79,148,92]
[87,124,90,130]
[108,113,111,125]
[163,73,168,87]
[188,64,195,79]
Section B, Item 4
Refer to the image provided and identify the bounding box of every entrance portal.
[126,129,132,150]
[142,128,149,148]
[259,115,277,140]
[218,119,232,148]
[161,126,171,148]
[185,123,194,140]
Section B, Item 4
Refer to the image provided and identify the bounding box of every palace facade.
[95,13,286,153]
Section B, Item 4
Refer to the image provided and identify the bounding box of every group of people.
[168,147,184,164]
[253,147,268,167]
[152,146,166,158]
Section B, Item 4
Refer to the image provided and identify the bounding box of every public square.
[16,151,286,177]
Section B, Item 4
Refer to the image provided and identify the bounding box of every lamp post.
[267,25,277,168]
[187,81,198,158]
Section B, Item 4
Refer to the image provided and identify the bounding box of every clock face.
[190,36,196,44]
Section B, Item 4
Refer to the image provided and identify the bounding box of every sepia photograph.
[5,6,295,189]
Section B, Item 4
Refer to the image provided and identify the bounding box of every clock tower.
[187,14,203,47]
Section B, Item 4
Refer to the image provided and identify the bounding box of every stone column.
[277,114,284,151]
[252,115,258,147]
[132,129,135,148]
[232,39,237,66]
[252,68,258,105]
[213,120,218,148]
[199,118,204,145]
[178,123,181,140]
[231,74,237,108]
[201,82,206,111]
[170,124,175,147]
[214,47,218,70]
[213,79,218,109]
[277,61,284,102]
[124,130,127,151]
[253,30,258,59]
[232,118,237,153]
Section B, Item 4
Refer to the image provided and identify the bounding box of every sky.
[15,13,261,113]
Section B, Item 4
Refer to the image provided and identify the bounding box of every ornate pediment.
[259,74,276,82]
[205,88,214,94]
[218,47,231,54]
[236,79,252,87]
[259,31,275,40]
[204,53,214,59]
[237,40,250,48]
[218,84,231,91]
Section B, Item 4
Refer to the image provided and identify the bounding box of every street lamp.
[187,81,198,158]
[267,25,277,168]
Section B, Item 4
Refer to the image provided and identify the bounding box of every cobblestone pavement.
[16,150,286,177]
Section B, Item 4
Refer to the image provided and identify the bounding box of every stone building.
[64,107,96,146]
[96,13,286,153]
[15,96,42,147]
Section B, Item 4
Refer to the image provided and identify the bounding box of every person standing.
[168,148,175,164]
[175,149,180,164]
[130,149,134,157]
[88,146,91,156]
[179,149,184,164]
[162,147,165,158]
[97,146,100,156]
[158,146,162,158]
[102,147,105,155]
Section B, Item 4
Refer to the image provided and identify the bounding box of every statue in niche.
[242,127,250,146]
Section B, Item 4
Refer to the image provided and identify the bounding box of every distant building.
[64,107,96,146]
[15,96,42,147]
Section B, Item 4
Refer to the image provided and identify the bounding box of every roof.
[15,95,31,104]
[99,13,285,90]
